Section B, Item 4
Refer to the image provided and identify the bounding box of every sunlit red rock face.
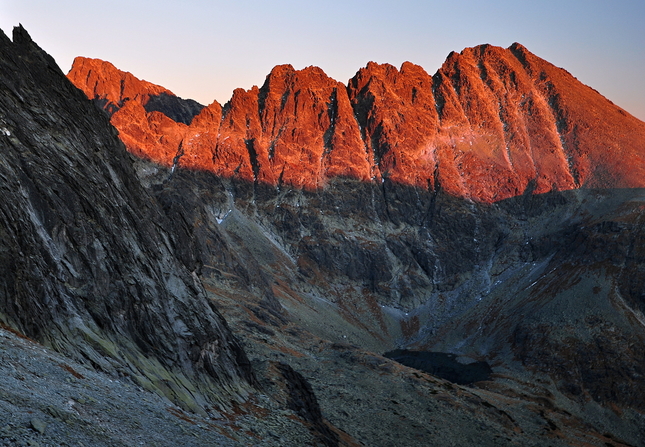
[68,44,645,202]
[68,57,203,167]
[214,65,373,187]
[67,57,171,113]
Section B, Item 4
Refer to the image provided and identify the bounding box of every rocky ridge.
[89,47,645,444]
[0,25,254,413]
[69,43,645,202]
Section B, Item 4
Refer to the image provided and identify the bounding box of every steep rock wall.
[0,26,254,411]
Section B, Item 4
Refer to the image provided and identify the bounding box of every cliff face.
[68,44,645,202]
[68,57,204,167]
[213,65,373,187]
[0,26,254,412]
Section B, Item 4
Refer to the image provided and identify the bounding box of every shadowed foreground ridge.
[0,25,255,411]
[69,43,645,202]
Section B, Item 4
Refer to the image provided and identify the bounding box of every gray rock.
[0,25,254,412]
[29,419,46,435]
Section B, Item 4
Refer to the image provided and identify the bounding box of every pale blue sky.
[1,0,643,120]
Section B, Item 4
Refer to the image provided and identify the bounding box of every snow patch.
[216,210,232,224]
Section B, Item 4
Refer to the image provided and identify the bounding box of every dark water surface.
[384,350,492,384]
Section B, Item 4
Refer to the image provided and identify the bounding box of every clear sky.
[1,0,644,120]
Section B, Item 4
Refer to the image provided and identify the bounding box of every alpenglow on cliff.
[68,43,645,203]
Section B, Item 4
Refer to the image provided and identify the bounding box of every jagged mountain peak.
[69,56,172,113]
[67,44,645,202]
[69,56,204,125]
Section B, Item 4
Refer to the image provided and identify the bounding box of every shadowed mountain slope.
[0,25,255,412]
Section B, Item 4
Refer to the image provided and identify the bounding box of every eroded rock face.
[0,26,254,411]
[68,57,204,167]
[348,61,439,189]
[67,56,204,124]
[214,65,374,188]
[68,57,171,113]
[68,44,645,202]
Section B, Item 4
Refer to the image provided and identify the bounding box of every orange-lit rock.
[209,64,372,187]
[348,61,439,189]
[68,45,645,202]
[110,101,185,166]
[213,86,266,183]
[180,101,222,171]
[431,45,579,201]
[68,57,171,114]
[508,43,645,189]
[68,57,205,166]
[323,79,374,182]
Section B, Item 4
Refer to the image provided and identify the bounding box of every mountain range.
[0,24,644,446]
[68,43,645,203]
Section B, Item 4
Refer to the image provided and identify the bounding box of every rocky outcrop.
[348,61,439,189]
[213,65,373,188]
[68,57,204,167]
[68,44,645,202]
[67,57,204,123]
[0,26,255,411]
